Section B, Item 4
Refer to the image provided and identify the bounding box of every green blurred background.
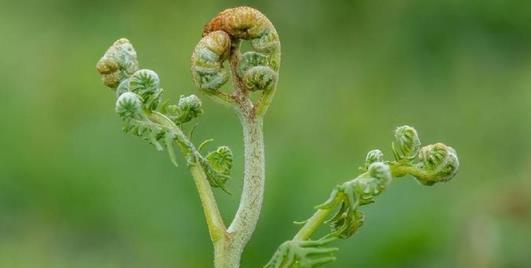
[1,0,531,267]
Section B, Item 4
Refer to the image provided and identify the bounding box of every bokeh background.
[2,0,531,267]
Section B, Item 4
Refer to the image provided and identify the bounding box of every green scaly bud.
[129,69,162,110]
[392,125,421,161]
[238,51,269,77]
[243,66,277,91]
[115,92,143,119]
[412,143,459,186]
[207,146,233,177]
[116,78,130,98]
[176,95,203,123]
[362,149,384,170]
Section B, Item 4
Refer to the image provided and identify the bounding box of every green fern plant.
[96,6,459,268]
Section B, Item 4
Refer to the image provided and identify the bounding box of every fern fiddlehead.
[98,6,282,268]
[96,6,458,268]
[191,30,231,91]
[96,38,139,88]
[266,126,459,267]
[190,7,282,267]
[192,6,280,116]
[97,38,234,196]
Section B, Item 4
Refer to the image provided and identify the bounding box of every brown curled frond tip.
[192,6,280,95]
[203,6,275,40]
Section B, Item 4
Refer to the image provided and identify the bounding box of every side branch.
[190,163,227,241]
[150,112,227,241]
[265,126,460,267]
[293,209,333,241]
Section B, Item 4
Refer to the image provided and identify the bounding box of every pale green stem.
[214,238,238,268]
[390,163,417,178]
[293,208,334,241]
[208,39,269,267]
[230,115,265,237]
[215,115,265,267]
[292,164,411,241]
[189,163,227,242]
